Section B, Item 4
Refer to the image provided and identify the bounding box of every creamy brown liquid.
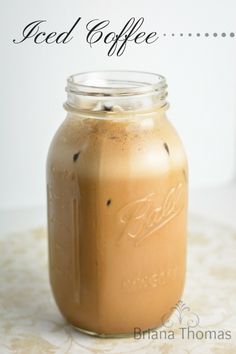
[47,111,188,335]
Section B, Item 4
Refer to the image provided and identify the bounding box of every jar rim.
[66,70,167,97]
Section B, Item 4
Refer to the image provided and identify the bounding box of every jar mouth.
[66,70,167,97]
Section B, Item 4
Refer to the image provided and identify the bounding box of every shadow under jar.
[46,70,188,337]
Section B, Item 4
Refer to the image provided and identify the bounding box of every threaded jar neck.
[64,70,168,116]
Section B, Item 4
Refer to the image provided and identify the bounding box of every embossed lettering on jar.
[46,70,188,336]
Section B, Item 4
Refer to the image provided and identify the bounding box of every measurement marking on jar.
[47,184,60,203]
[117,183,185,246]
[48,184,66,275]
[47,184,54,272]
[72,197,80,303]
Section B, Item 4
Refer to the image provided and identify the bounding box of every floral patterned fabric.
[0,215,235,353]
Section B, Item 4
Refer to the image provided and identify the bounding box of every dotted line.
[162,32,235,37]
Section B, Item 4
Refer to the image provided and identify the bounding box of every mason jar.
[46,70,188,336]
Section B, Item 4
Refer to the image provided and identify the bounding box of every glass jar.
[46,70,188,337]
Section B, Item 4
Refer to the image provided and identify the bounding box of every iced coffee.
[46,71,188,336]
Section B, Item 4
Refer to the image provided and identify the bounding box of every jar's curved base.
[72,325,135,338]
[72,323,167,339]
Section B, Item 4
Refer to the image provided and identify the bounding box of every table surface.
[0,184,236,353]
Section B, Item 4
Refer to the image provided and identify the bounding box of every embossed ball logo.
[117,182,185,246]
